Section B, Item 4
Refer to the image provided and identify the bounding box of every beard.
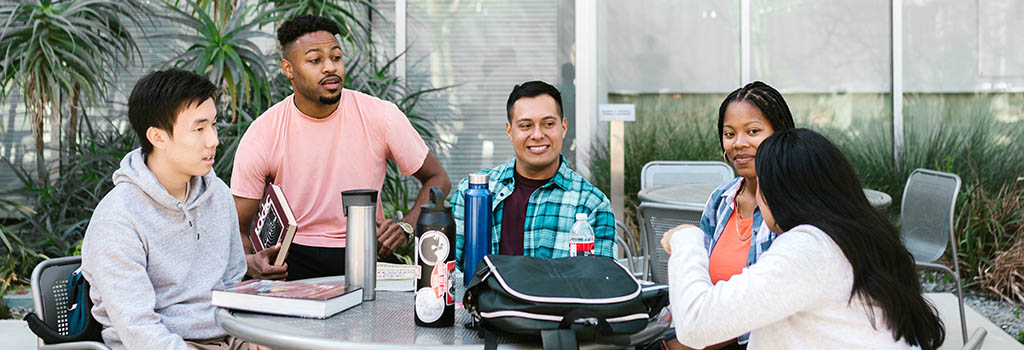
[318,92,341,105]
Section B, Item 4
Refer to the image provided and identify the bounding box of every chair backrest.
[31,256,83,336]
[640,161,734,190]
[900,169,962,263]
[638,202,703,284]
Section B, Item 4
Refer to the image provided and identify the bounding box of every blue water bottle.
[463,173,492,286]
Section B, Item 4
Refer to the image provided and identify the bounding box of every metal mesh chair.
[614,220,644,278]
[637,202,703,284]
[640,161,734,190]
[30,256,110,350]
[899,168,968,343]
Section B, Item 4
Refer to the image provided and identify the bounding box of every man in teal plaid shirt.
[450,81,616,270]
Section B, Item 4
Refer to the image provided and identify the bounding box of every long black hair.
[717,81,795,150]
[755,129,944,350]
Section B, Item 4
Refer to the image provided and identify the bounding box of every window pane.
[903,0,1024,188]
[751,0,892,160]
[607,0,740,93]
[405,0,572,184]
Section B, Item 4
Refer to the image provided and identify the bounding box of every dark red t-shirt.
[499,170,551,255]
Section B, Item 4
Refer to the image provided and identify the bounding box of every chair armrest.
[960,328,986,350]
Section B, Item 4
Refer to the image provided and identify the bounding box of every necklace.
[734,211,751,241]
[734,183,752,242]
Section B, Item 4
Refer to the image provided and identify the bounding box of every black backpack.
[464,255,668,350]
[24,267,104,344]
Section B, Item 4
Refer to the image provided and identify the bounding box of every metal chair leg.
[918,262,968,343]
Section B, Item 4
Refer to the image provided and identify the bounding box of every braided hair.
[716,81,795,150]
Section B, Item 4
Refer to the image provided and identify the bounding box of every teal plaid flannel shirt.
[450,157,616,270]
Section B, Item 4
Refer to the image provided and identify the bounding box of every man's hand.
[246,245,288,280]
[660,224,699,255]
[376,218,409,258]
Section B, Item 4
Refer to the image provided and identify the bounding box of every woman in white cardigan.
[661,128,945,350]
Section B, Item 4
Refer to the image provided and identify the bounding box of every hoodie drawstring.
[178,203,199,240]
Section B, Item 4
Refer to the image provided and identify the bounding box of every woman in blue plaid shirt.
[665,81,795,350]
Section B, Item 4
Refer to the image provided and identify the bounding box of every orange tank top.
[708,209,753,284]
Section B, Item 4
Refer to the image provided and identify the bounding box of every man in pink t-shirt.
[232,15,450,280]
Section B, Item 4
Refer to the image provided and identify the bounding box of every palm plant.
[0,115,136,293]
[0,0,149,183]
[158,0,276,121]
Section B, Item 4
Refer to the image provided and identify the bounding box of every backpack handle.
[558,309,614,335]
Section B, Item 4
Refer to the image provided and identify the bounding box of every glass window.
[405,0,573,185]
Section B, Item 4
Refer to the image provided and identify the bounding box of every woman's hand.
[666,338,697,350]
[660,224,698,255]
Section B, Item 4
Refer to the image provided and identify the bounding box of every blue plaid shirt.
[698,177,777,344]
[699,177,776,265]
[450,157,616,270]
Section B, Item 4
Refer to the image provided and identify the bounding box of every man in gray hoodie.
[81,69,254,350]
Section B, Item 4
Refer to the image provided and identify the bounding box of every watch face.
[398,222,414,234]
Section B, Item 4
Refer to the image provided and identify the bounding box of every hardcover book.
[212,279,361,319]
[249,183,297,266]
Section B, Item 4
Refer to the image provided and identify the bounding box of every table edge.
[217,308,537,350]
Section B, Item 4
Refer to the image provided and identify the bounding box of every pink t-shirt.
[231,90,429,248]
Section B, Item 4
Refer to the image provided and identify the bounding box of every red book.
[249,183,298,266]
[212,279,361,318]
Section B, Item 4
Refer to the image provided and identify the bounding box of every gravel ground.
[921,273,1024,341]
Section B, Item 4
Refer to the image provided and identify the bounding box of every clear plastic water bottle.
[568,213,595,257]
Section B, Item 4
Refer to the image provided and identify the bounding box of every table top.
[216,276,670,350]
[637,183,720,210]
[862,188,893,209]
[640,183,893,210]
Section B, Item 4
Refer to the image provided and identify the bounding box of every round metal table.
[216,277,670,349]
[637,183,720,210]
[862,188,893,209]
[639,183,893,209]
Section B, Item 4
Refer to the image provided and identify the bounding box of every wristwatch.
[396,221,414,239]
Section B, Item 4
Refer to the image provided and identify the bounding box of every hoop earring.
[722,151,729,162]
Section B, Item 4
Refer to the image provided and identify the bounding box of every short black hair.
[717,81,795,151]
[506,81,563,122]
[128,69,217,154]
[277,15,341,53]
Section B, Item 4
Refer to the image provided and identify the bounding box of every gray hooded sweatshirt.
[82,149,246,350]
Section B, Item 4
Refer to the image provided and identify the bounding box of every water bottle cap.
[575,213,588,221]
[421,187,449,212]
[341,189,378,216]
[468,173,489,185]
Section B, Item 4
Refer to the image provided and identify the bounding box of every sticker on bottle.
[431,262,449,299]
[415,287,443,323]
[444,261,456,305]
[417,230,449,266]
